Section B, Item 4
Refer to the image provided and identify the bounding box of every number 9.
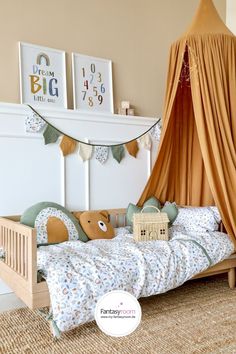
[98,95,103,105]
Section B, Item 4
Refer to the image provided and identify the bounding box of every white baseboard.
[0,279,12,295]
[0,293,26,313]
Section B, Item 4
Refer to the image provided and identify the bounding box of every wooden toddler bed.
[0,209,235,310]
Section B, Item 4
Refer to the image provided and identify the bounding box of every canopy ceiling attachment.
[183,0,232,35]
[138,0,236,247]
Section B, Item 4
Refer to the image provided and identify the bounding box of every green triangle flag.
[111,145,125,163]
[43,125,61,145]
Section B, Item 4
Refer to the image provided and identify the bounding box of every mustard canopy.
[138,0,236,247]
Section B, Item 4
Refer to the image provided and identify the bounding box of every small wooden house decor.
[133,206,169,242]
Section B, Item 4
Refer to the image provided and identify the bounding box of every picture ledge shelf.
[0,102,158,143]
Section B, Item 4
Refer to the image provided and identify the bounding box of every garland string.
[27,104,161,148]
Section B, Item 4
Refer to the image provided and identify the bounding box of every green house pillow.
[126,196,161,227]
[20,202,89,245]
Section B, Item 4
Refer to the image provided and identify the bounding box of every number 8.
[88,97,93,106]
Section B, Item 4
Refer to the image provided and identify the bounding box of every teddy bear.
[73,210,115,240]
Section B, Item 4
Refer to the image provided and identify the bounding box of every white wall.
[0,103,158,297]
[226,0,236,34]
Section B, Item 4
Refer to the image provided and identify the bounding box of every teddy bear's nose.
[88,220,91,223]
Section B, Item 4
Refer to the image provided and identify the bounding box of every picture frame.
[72,53,114,113]
[19,42,67,108]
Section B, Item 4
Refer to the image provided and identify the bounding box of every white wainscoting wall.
[0,102,158,298]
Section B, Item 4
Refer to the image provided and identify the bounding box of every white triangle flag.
[78,143,93,161]
[150,120,162,142]
[138,133,152,150]
[95,146,109,164]
[25,112,46,133]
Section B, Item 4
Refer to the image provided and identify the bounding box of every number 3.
[97,72,102,82]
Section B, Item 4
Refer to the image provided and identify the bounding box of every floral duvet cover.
[37,227,234,333]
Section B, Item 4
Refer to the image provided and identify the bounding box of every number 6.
[101,84,105,93]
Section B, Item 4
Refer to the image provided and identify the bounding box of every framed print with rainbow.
[19,42,67,108]
[72,53,113,113]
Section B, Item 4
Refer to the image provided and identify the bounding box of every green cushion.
[161,204,178,226]
[143,197,161,213]
[126,196,161,227]
[126,204,140,227]
[126,197,178,229]
[20,202,89,244]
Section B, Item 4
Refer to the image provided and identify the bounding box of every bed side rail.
[0,217,37,289]
[107,210,226,231]
[106,208,127,228]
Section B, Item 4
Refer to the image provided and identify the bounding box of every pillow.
[73,210,115,240]
[173,206,220,233]
[161,204,178,226]
[20,202,89,245]
[126,196,161,227]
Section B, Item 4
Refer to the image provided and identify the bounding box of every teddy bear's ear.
[100,210,109,221]
[72,211,83,221]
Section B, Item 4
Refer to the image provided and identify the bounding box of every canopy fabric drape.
[138,0,236,247]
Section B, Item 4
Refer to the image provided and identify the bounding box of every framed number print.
[72,53,114,113]
[19,42,67,108]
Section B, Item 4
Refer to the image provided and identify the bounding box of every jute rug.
[0,276,236,354]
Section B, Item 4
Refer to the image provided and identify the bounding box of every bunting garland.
[78,142,93,161]
[138,133,152,150]
[43,125,61,145]
[125,140,139,158]
[60,136,77,156]
[95,146,109,164]
[150,119,162,141]
[25,105,162,165]
[25,112,46,133]
[111,145,125,163]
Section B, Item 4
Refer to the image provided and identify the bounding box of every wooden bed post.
[27,228,37,290]
[0,216,38,308]
[228,268,235,289]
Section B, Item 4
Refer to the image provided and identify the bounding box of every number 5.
[93,86,98,96]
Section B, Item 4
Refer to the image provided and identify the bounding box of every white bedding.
[37,226,234,333]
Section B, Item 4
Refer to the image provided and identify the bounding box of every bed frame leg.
[228,268,235,289]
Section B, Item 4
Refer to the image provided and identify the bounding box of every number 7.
[82,91,87,100]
